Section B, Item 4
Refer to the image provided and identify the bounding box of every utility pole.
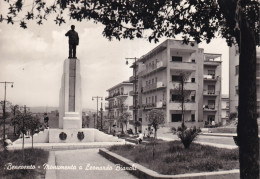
[126,57,138,133]
[92,96,102,129]
[100,101,103,130]
[0,81,13,147]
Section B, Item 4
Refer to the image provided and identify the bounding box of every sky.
[0,2,229,110]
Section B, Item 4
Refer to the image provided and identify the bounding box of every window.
[155,96,157,103]
[152,79,154,84]
[208,85,215,94]
[172,56,182,62]
[191,59,196,63]
[208,70,215,76]
[207,115,215,123]
[171,94,180,102]
[152,96,154,103]
[191,114,195,122]
[208,100,215,109]
[172,114,182,122]
[235,65,239,75]
[226,102,230,108]
[191,96,195,102]
[172,75,182,82]
[155,77,157,83]
[191,78,195,83]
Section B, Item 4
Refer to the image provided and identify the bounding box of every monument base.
[63,112,82,129]
[13,128,124,144]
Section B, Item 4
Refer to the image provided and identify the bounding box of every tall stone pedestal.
[59,58,82,129]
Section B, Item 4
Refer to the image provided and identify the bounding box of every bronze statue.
[65,25,79,59]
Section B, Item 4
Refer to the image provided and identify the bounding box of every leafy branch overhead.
[1,0,259,45]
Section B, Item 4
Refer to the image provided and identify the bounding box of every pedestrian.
[137,131,144,144]
[44,113,49,128]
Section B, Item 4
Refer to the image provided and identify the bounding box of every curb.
[99,148,239,179]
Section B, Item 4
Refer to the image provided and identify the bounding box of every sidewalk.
[7,141,129,150]
[46,148,137,179]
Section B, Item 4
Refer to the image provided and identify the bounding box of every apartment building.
[105,81,133,131]
[221,94,230,125]
[229,46,260,119]
[130,39,222,129]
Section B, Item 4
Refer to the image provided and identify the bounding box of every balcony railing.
[129,91,138,96]
[170,81,196,90]
[169,61,196,71]
[203,105,216,111]
[142,82,166,93]
[139,61,166,77]
[129,76,138,82]
[142,102,166,110]
[203,90,219,96]
[203,75,217,81]
[168,101,196,110]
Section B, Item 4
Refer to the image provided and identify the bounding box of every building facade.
[221,94,230,125]
[105,81,133,132]
[131,40,222,129]
[229,46,260,119]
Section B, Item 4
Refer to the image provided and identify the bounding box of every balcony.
[168,101,196,110]
[169,61,196,71]
[203,105,217,112]
[142,82,166,93]
[129,76,138,82]
[169,81,196,91]
[139,61,166,77]
[203,90,219,96]
[203,75,218,81]
[129,91,138,96]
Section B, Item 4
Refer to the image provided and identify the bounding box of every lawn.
[0,148,49,178]
[109,141,239,175]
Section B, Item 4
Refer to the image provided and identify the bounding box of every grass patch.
[0,148,49,178]
[109,141,239,175]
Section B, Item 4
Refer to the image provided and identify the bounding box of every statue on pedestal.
[65,25,79,59]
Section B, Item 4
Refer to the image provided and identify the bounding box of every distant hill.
[29,106,95,113]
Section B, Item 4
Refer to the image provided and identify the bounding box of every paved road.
[55,148,137,179]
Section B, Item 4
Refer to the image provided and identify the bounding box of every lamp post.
[125,57,138,134]
[92,96,103,129]
[0,81,13,146]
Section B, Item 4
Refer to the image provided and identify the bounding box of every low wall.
[14,128,124,143]
[208,127,237,133]
[99,148,239,179]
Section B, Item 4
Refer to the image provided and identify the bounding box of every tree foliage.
[1,0,258,45]
[147,109,165,139]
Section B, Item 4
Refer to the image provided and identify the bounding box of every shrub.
[171,127,177,134]
[177,125,201,149]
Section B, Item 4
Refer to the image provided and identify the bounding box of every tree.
[1,0,259,178]
[147,109,165,159]
[24,114,40,149]
[172,71,192,127]
[10,104,20,136]
[147,109,165,139]
[118,111,132,133]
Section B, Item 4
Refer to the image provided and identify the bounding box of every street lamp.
[0,81,14,146]
[92,96,103,129]
[125,57,138,134]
